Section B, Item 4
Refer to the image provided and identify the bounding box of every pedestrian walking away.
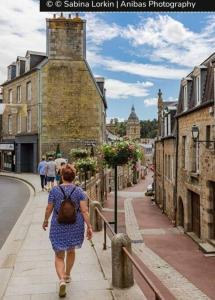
[46,156,57,191]
[56,161,66,186]
[38,156,47,191]
[42,164,93,298]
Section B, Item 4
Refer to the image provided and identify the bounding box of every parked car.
[145,184,154,196]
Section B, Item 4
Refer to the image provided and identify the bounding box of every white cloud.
[0,0,51,82]
[122,15,215,68]
[105,79,153,99]
[84,13,120,47]
[144,98,158,107]
[144,96,178,107]
[88,51,188,80]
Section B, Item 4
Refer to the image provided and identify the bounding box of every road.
[0,176,30,249]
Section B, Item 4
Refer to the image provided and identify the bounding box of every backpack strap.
[55,185,77,215]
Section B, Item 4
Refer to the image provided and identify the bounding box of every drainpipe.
[174,118,179,227]
[154,140,157,204]
[162,138,165,213]
[37,70,42,160]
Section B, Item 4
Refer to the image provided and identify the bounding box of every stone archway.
[178,197,184,228]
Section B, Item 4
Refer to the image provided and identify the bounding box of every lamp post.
[192,125,215,148]
[192,125,199,141]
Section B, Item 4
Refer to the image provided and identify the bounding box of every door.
[21,144,33,172]
[191,192,200,238]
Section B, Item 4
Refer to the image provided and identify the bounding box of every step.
[199,242,215,254]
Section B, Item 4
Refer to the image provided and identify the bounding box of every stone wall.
[177,105,215,240]
[2,71,39,138]
[155,138,176,223]
[40,59,105,157]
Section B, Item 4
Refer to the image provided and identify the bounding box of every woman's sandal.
[64,275,71,283]
[59,279,66,298]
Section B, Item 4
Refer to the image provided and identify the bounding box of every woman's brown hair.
[61,164,76,182]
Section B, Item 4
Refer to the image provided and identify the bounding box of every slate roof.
[177,52,215,116]
[128,105,139,121]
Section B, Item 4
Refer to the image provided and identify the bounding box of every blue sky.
[0,1,215,121]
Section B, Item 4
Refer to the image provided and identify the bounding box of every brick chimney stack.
[46,14,86,60]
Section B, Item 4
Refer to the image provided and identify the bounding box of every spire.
[131,105,135,112]
[158,89,162,100]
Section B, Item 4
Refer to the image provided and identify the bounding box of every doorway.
[191,191,200,238]
[20,144,34,172]
[178,197,184,228]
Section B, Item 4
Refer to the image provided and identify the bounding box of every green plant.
[101,141,143,167]
[69,149,89,161]
[46,151,56,159]
[75,157,97,173]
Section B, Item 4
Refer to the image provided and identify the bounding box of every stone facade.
[177,106,215,241]
[155,53,215,246]
[155,90,177,223]
[1,15,106,173]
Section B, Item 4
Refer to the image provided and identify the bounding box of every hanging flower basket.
[101,141,143,167]
[74,157,97,173]
[69,149,89,161]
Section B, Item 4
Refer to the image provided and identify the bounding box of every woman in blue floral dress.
[42,164,93,298]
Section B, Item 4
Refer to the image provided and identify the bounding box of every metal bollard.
[112,233,134,288]
[89,201,102,232]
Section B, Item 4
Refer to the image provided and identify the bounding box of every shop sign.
[0,143,14,151]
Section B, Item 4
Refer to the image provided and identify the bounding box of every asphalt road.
[0,176,30,249]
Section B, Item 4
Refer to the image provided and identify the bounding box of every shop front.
[0,142,15,172]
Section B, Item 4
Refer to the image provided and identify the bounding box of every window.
[183,84,188,111]
[192,141,200,173]
[16,61,20,77]
[164,116,168,136]
[168,113,171,135]
[8,89,13,103]
[206,125,211,149]
[26,82,32,101]
[8,115,12,134]
[17,86,21,103]
[182,136,187,169]
[25,56,30,72]
[196,75,201,105]
[17,114,21,133]
[27,110,31,132]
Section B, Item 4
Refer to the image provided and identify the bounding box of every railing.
[94,206,166,300]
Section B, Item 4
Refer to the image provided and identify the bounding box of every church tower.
[126,105,140,140]
[157,89,164,137]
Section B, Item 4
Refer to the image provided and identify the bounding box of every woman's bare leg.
[66,249,75,276]
[55,251,66,280]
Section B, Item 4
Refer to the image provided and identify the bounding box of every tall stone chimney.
[46,14,86,60]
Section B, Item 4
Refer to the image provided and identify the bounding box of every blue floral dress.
[48,184,86,252]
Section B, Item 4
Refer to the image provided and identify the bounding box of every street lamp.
[192,125,199,141]
[192,125,215,147]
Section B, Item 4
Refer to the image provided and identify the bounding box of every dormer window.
[16,61,20,77]
[183,84,188,111]
[25,56,30,72]
[196,75,201,105]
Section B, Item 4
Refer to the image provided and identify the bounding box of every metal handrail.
[122,246,165,300]
[95,207,115,236]
[94,206,168,300]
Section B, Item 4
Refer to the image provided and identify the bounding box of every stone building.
[0,15,106,173]
[155,53,215,250]
[155,90,178,222]
[176,53,215,247]
[126,105,140,140]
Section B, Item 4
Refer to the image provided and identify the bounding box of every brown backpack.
[57,186,77,225]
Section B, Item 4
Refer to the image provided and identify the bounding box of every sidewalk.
[104,170,215,300]
[0,173,112,300]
